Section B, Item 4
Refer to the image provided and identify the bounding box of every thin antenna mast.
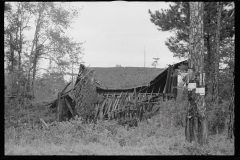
[144,47,146,67]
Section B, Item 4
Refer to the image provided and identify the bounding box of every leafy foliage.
[149,2,234,59]
[34,72,68,101]
[149,2,190,58]
[4,2,83,102]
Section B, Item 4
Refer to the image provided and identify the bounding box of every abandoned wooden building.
[47,60,188,123]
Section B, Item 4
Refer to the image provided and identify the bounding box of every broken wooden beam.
[40,118,49,129]
[65,98,74,116]
[61,82,72,95]
[99,99,107,120]
[74,67,94,87]
[94,104,100,120]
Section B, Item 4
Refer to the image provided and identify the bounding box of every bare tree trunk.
[31,56,37,99]
[185,2,208,145]
[15,3,24,107]
[205,6,212,96]
[228,80,234,139]
[17,3,23,94]
[23,3,44,103]
[9,33,15,73]
[31,3,47,99]
[205,33,212,96]
[17,3,22,73]
[22,7,42,105]
[31,35,40,99]
[212,2,222,106]
[72,63,74,88]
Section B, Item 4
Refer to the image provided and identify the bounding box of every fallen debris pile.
[47,64,99,122]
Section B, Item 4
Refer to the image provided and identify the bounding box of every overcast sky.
[68,1,184,68]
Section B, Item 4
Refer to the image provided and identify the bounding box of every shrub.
[206,98,229,135]
[175,86,230,136]
[154,98,187,129]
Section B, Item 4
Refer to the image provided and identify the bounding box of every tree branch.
[37,67,51,74]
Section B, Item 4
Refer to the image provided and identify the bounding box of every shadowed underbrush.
[5,97,234,155]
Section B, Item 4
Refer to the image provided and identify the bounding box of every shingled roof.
[90,67,167,90]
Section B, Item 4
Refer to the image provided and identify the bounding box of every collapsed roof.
[91,67,167,90]
[90,60,188,93]
[64,60,188,94]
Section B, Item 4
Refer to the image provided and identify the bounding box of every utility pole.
[144,47,146,67]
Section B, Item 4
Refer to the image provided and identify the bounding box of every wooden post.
[137,92,143,120]
[141,88,148,120]
[111,98,117,119]
[147,86,155,111]
[57,92,61,121]
[99,99,107,120]
[94,104,100,121]
[113,99,120,119]
[135,88,138,120]
[114,92,122,111]
[65,98,74,116]
[102,92,109,115]
[157,84,161,96]
[109,92,116,112]
[123,92,129,121]
[171,73,178,100]
[116,93,123,120]
[168,67,174,98]
[112,92,122,119]
[163,65,172,95]
[144,87,148,101]
[150,86,154,100]
[118,91,128,120]
[106,92,116,120]
[113,93,120,111]
[104,98,110,118]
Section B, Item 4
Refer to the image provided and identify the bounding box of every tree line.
[4,2,83,107]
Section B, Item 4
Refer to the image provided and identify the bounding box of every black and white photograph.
[4,1,234,155]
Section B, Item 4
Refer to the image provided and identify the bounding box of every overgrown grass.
[5,97,234,155]
[5,98,56,129]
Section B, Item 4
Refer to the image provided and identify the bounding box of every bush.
[175,86,230,136]
[206,97,229,135]
[154,98,187,129]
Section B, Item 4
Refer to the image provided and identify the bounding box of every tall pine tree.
[149,2,234,97]
[185,2,208,145]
